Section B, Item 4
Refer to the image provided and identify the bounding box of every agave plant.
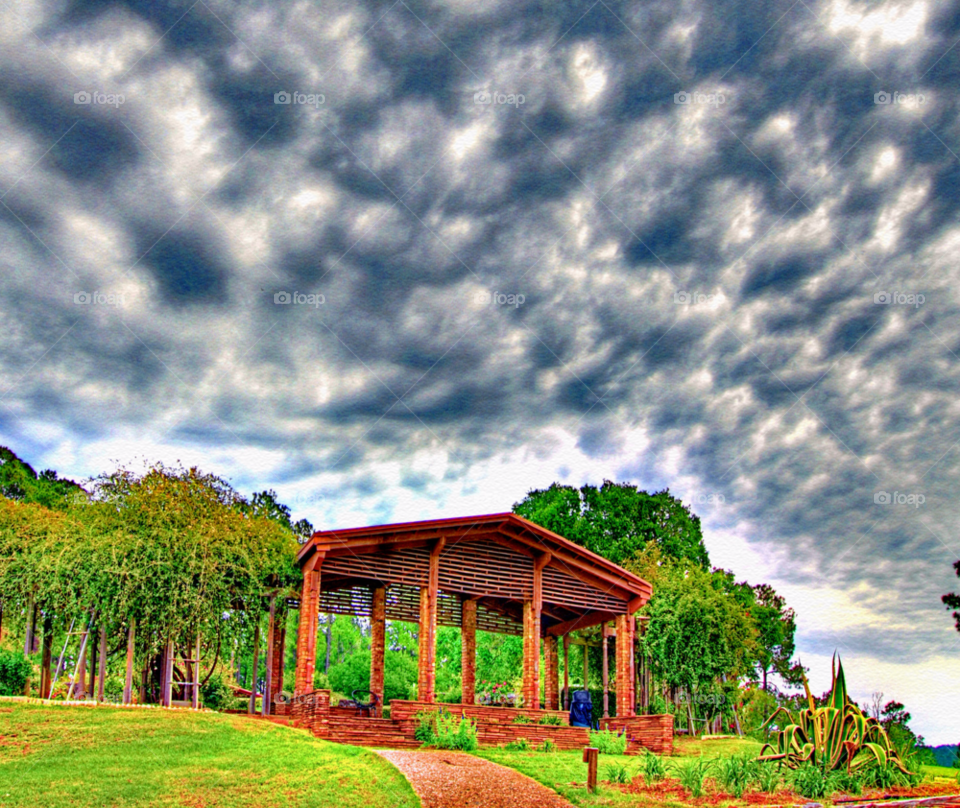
[758,655,912,775]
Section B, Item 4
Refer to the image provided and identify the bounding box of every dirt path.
[375,749,574,808]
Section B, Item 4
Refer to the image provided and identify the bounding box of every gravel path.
[375,749,574,808]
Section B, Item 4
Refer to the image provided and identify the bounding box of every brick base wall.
[599,714,674,754]
[291,689,331,738]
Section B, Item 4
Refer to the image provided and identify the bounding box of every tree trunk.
[248,620,260,715]
[123,620,136,704]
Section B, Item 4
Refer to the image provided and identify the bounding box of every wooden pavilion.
[291,513,673,753]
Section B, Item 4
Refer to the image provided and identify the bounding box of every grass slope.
[0,702,419,808]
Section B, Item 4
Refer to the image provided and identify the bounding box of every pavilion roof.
[297,513,652,636]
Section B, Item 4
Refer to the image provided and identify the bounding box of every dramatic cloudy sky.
[2,0,959,741]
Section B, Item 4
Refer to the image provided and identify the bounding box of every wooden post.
[23,595,36,656]
[583,747,599,793]
[248,619,260,714]
[270,605,284,704]
[417,539,444,703]
[76,634,88,699]
[162,639,173,707]
[277,621,287,695]
[602,623,609,718]
[40,615,52,698]
[97,625,107,701]
[262,595,276,717]
[192,632,201,709]
[294,553,323,696]
[563,634,570,710]
[370,586,386,712]
[123,620,136,704]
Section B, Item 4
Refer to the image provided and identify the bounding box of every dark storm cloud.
[1,0,959,673]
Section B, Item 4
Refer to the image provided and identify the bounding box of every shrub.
[414,711,438,743]
[538,714,562,726]
[327,649,418,704]
[605,762,630,784]
[791,763,833,799]
[513,714,531,724]
[416,711,478,751]
[756,764,781,793]
[639,751,666,783]
[832,770,864,795]
[505,738,529,751]
[589,728,627,755]
[200,675,234,710]
[0,650,32,696]
[538,739,557,753]
[718,753,758,798]
[675,758,712,798]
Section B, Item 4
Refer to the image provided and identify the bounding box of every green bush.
[200,675,235,710]
[756,764,781,793]
[675,758,712,798]
[832,770,863,795]
[414,711,438,743]
[791,763,833,799]
[588,728,627,755]
[718,753,758,797]
[538,739,557,753]
[538,714,562,726]
[639,751,666,783]
[505,738,529,751]
[513,714,531,724]
[327,650,418,704]
[0,649,32,696]
[604,762,630,784]
[414,711,478,751]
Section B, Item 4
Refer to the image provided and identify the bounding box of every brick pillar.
[461,598,477,705]
[543,634,559,710]
[615,613,636,717]
[294,557,323,696]
[370,587,386,709]
[562,635,570,709]
[602,622,610,718]
[417,540,443,703]
[262,596,276,716]
[270,607,284,702]
[523,556,547,710]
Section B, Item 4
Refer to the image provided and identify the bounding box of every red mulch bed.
[614,776,960,806]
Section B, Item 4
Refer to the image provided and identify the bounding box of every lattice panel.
[542,565,626,612]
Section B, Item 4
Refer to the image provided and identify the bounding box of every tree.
[242,490,314,544]
[514,481,710,567]
[751,584,799,690]
[0,446,85,509]
[943,560,960,631]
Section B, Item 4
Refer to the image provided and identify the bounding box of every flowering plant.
[477,680,514,705]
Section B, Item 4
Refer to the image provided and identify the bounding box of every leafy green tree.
[0,447,85,509]
[327,649,418,702]
[514,481,710,567]
[241,490,314,543]
[943,560,960,631]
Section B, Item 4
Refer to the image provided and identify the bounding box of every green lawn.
[922,763,960,780]
[0,701,419,808]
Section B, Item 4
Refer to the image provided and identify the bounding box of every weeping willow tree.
[0,462,301,699]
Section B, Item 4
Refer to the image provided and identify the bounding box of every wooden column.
[262,595,276,717]
[602,623,610,718]
[97,625,107,702]
[370,586,386,711]
[615,613,636,717]
[543,634,559,710]
[294,554,323,696]
[270,605,284,704]
[162,639,173,707]
[523,553,550,710]
[277,622,287,695]
[248,619,261,714]
[460,597,477,705]
[123,619,136,704]
[562,635,570,709]
[417,539,444,703]
[192,632,201,709]
[40,615,53,698]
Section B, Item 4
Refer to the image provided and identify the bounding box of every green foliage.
[537,739,557,753]
[414,711,437,743]
[718,753,759,797]
[756,763,781,793]
[604,762,631,784]
[639,751,666,783]
[538,714,562,725]
[0,446,85,509]
[513,481,710,567]
[504,738,529,751]
[791,762,833,799]
[0,649,32,696]
[323,648,418,706]
[832,769,864,795]
[674,757,712,797]
[942,559,960,632]
[759,656,913,776]
[739,686,779,739]
[200,674,235,711]
[589,728,627,755]
[414,711,478,751]
[513,714,531,724]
